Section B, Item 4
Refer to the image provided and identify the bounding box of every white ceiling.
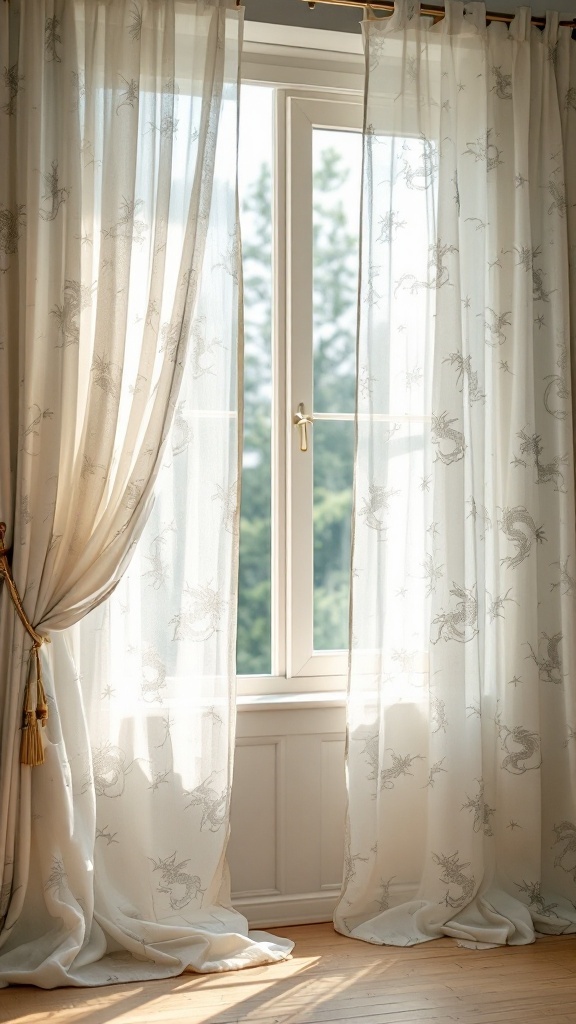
[244,0,576,32]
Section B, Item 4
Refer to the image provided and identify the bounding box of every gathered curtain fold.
[0,0,293,986]
[336,1,576,947]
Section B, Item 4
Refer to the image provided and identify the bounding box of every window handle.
[293,402,313,452]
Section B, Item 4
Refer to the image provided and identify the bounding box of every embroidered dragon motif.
[50,279,96,348]
[212,481,238,535]
[544,344,570,420]
[498,505,546,570]
[102,197,147,246]
[431,582,478,644]
[342,843,370,899]
[526,631,563,685]
[552,821,576,883]
[462,779,494,836]
[150,852,204,910]
[479,307,511,347]
[431,411,466,465]
[379,750,424,790]
[398,134,438,191]
[360,734,380,784]
[395,240,458,294]
[491,65,512,100]
[512,429,568,493]
[184,771,228,831]
[170,582,225,642]
[516,879,558,918]
[550,557,576,598]
[0,203,26,269]
[359,484,399,534]
[84,743,133,798]
[20,404,54,456]
[432,851,475,908]
[463,128,503,172]
[499,723,541,775]
[39,161,70,221]
[532,266,555,303]
[172,401,192,456]
[189,316,222,379]
[141,645,167,702]
[443,352,485,404]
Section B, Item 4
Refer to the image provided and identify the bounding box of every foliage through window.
[237,86,362,681]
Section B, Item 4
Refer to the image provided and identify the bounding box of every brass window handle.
[293,403,313,452]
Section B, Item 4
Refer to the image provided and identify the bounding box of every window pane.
[313,129,362,415]
[313,419,354,652]
[237,85,273,675]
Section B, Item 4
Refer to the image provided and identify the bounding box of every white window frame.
[237,23,364,699]
[287,92,363,680]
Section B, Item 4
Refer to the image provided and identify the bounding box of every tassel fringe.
[0,523,50,767]
[20,708,45,767]
[19,644,48,766]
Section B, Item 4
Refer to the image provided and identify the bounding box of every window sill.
[237,690,346,712]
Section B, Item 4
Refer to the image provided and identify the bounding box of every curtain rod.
[1,0,571,31]
[302,0,576,29]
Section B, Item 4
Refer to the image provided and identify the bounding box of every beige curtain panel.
[336,0,576,947]
[0,0,292,986]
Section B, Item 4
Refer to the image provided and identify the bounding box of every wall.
[228,703,347,928]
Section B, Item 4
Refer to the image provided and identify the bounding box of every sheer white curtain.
[0,0,292,986]
[336,1,576,947]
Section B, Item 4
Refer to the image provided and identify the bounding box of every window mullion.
[272,88,288,680]
[287,95,315,679]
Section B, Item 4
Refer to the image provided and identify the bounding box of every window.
[236,25,364,695]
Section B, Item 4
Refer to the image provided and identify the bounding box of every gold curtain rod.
[302,0,576,29]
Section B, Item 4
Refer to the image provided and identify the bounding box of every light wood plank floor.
[2,923,576,1024]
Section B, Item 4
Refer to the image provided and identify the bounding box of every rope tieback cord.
[0,522,50,766]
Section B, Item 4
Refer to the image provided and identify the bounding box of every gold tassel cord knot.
[0,522,51,766]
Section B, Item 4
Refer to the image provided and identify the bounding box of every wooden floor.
[2,923,576,1024]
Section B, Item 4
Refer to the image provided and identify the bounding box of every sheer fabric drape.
[0,0,292,986]
[336,1,576,947]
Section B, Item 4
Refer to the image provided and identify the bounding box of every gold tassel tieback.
[0,522,51,766]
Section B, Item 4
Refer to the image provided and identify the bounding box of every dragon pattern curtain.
[336,1,576,947]
[0,0,292,987]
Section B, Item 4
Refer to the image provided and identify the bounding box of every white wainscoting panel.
[228,738,283,896]
[229,703,347,927]
[320,737,346,890]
